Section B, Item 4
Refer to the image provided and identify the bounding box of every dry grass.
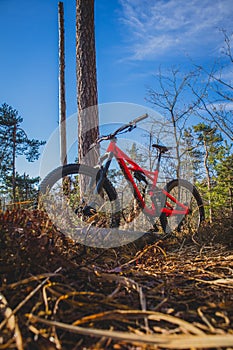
[0,209,233,349]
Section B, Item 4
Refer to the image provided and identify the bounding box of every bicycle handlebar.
[93,113,148,145]
[129,113,148,125]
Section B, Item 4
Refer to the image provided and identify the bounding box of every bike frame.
[103,138,189,218]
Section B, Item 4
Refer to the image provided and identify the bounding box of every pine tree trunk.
[76,0,99,167]
[203,140,212,222]
[12,123,16,203]
[58,2,67,166]
[229,186,233,213]
[171,113,181,179]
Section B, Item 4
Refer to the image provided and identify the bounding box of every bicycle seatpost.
[155,151,162,171]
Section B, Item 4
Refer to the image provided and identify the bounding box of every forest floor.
[0,209,233,350]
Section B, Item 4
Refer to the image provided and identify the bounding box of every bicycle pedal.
[152,223,159,232]
[82,204,97,217]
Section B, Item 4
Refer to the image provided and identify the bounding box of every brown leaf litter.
[0,209,233,349]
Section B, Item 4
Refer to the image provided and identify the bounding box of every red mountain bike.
[40,114,205,239]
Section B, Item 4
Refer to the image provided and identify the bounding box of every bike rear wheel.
[39,164,121,247]
[160,179,205,234]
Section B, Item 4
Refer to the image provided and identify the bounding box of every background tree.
[1,172,40,205]
[183,127,203,182]
[76,0,99,168]
[146,67,202,179]
[192,30,233,141]
[192,123,225,222]
[58,1,67,166]
[213,145,233,215]
[0,103,45,202]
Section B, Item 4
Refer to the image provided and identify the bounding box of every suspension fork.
[94,152,114,194]
[80,152,114,216]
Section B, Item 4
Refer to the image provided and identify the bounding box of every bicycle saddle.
[152,144,172,153]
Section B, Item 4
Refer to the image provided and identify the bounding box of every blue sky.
[0,0,232,177]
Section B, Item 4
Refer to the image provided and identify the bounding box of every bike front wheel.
[39,164,121,247]
[160,179,205,235]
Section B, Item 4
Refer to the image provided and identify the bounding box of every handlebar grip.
[130,113,148,125]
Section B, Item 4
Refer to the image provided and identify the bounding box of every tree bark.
[12,123,16,203]
[76,0,99,167]
[203,139,212,223]
[58,1,67,166]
